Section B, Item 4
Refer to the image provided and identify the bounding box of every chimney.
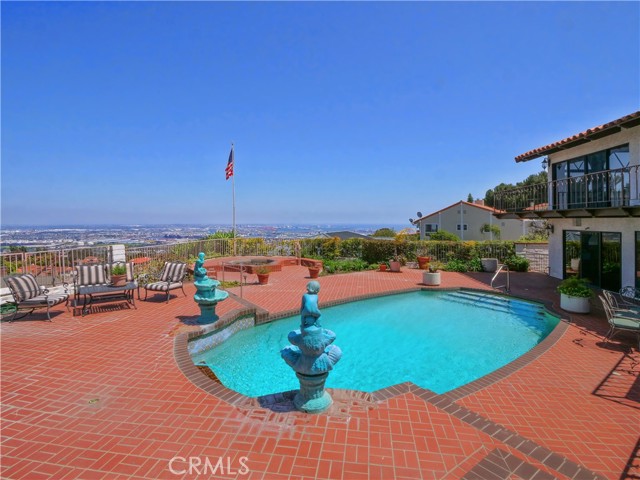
[474,199,485,206]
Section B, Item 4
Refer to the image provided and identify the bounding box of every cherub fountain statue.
[193,252,228,324]
[281,281,341,413]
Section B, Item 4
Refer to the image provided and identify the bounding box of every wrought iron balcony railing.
[494,165,640,216]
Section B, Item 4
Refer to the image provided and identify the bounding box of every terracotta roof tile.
[515,111,640,162]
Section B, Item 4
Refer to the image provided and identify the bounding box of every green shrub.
[557,276,593,298]
[322,258,370,274]
[504,255,529,272]
[429,230,460,241]
[443,259,469,272]
[467,258,483,272]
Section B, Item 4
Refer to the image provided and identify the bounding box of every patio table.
[72,282,137,316]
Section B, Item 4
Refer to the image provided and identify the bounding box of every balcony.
[494,165,640,218]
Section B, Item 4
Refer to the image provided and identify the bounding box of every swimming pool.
[191,290,559,397]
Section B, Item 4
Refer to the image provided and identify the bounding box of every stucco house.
[494,111,640,290]
[413,200,532,241]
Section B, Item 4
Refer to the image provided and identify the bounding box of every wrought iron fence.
[1,237,539,293]
[494,165,639,213]
[0,246,110,288]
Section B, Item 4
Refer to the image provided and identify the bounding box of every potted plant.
[379,262,388,272]
[389,255,405,273]
[557,276,592,313]
[308,263,322,279]
[110,264,127,287]
[256,266,270,285]
[422,262,442,286]
[417,255,431,270]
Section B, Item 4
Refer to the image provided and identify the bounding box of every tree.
[372,228,396,237]
[484,171,547,207]
[467,193,474,202]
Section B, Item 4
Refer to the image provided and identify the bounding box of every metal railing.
[1,237,525,294]
[494,165,639,213]
[0,246,110,288]
[491,264,510,292]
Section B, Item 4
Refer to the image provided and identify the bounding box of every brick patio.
[1,264,638,479]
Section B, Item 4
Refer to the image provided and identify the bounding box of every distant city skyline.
[2,2,638,226]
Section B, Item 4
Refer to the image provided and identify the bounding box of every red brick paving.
[1,263,639,479]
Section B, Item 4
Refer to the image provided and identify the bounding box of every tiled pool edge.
[173,288,603,479]
[175,285,569,405]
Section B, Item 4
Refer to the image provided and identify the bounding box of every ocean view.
[0,223,409,251]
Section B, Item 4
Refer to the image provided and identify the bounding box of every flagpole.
[231,143,236,255]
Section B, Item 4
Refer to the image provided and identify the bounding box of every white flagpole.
[231,143,236,236]
[231,143,236,255]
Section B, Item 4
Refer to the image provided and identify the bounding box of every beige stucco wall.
[418,202,528,241]
[541,123,640,286]
[546,124,640,204]
[547,217,639,286]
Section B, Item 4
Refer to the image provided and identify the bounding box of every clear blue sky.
[2,1,638,227]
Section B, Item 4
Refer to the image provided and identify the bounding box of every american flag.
[225,146,234,180]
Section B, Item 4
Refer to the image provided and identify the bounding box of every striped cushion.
[160,262,186,282]
[146,281,183,292]
[76,265,107,286]
[21,293,69,307]
[6,274,41,302]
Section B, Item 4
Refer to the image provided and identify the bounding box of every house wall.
[419,202,527,241]
[543,124,640,286]
[547,217,639,287]
[546,124,640,203]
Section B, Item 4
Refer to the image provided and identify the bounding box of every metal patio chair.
[4,273,69,322]
[140,261,187,303]
[599,295,640,350]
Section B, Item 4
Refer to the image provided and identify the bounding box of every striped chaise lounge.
[4,273,69,322]
[140,261,187,303]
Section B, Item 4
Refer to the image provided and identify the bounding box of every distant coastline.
[0,223,410,251]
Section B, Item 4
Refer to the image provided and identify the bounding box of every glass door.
[600,233,621,291]
[580,232,600,285]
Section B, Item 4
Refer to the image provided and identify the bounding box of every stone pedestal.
[294,372,332,414]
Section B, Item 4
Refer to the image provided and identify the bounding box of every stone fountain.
[281,281,342,413]
[193,252,229,324]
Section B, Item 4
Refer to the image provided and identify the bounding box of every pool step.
[441,291,545,319]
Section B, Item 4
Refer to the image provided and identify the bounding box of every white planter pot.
[389,261,401,272]
[560,293,590,314]
[570,258,580,271]
[422,272,441,286]
[481,258,498,273]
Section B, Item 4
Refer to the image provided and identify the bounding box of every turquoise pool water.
[192,290,559,397]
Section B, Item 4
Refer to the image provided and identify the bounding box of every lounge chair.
[599,295,640,349]
[4,274,69,322]
[140,261,187,303]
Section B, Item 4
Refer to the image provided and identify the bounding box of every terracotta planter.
[257,273,270,285]
[308,267,321,279]
[560,293,590,313]
[111,274,127,287]
[417,256,431,269]
[389,261,401,272]
[379,264,387,272]
[422,272,441,286]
